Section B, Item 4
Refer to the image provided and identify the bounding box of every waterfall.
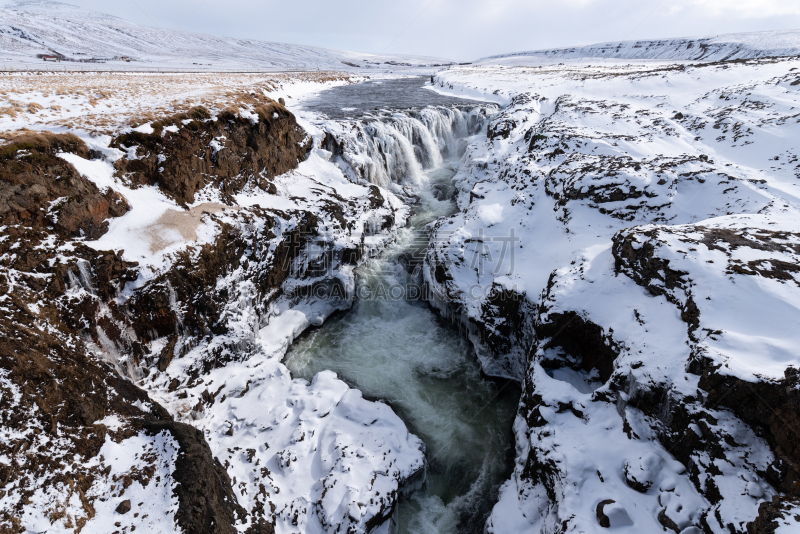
[324,104,497,189]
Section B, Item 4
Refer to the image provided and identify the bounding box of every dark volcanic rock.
[0,133,130,239]
[115,500,131,514]
[747,491,800,533]
[143,421,246,533]
[111,103,311,206]
[537,310,620,382]
[0,222,245,533]
[699,365,800,492]
[596,499,615,528]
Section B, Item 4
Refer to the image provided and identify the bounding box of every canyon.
[2,37,800,534]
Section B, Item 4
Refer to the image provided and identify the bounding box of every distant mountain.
[477,29,800,64]
[0,0,454,70]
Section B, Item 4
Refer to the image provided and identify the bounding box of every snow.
[58,153,214,273]
[477,29,800,64]
[81,431,180,534]
[0,0,455,72]
[775,504,800,533]
[424,54,800,532]
[545,367,601,394]
[612,213,800,381]
[238,108,259,125]
[477,203,504,226]
[132,122,154,134]
[160,354,424,534]
[15,430,181,534]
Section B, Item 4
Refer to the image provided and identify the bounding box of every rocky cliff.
[111,102,311,206]
[0,133,245,532]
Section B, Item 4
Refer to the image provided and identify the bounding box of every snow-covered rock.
[425,56,800,532]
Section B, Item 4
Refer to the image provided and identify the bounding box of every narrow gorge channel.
[289,79,521,533]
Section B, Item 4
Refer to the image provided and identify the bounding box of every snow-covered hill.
[0,0,453,70]
[4,0,797,72]
[478,29,800,65]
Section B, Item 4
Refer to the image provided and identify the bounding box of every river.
[286,77,520,533]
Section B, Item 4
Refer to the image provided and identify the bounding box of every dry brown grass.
[0,127,34,141]
[0,130,87,159]
[0,72,352,135]
[127,110,158,129]
[0,70,357,135]
[0,98,25,119]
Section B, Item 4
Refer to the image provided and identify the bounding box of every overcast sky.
[29,0,800,60]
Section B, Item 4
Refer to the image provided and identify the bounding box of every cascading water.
[321,105,492,190]
[289,85,518,533]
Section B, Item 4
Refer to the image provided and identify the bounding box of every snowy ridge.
[477,29,800,64]
[0,0,453,70]
[425,57,800,532]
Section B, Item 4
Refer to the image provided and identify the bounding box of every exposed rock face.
[142,421,246,533]
[513,215,800,533]
[0,136,246,532]
[747,490,800,533]
[0,133,129,238]
[127,211,318,350]
[613,221,800,493]
[111,103,311,205]
[698,365,800,492]
[536,310,620,382]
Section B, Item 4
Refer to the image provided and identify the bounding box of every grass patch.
[0,131,87,161]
